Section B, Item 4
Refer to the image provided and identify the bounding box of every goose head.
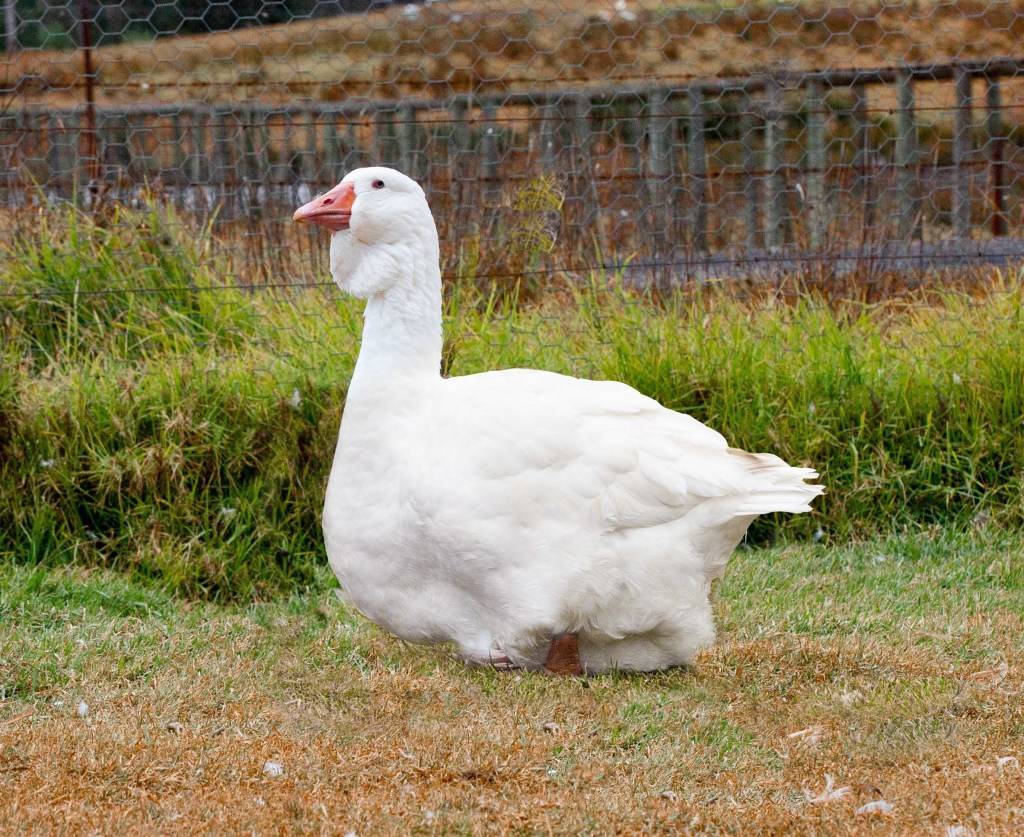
[293,166,438,299]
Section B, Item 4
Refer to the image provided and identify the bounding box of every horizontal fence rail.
[3,56,1023,271]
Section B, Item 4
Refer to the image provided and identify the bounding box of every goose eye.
[372,179,385,190]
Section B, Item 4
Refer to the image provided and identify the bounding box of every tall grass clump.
[1,200,362,598]
[2,199,262,362]
[2,198,1023,599]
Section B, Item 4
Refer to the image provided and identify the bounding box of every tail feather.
[732,479,824,517]
[726,449,824,516]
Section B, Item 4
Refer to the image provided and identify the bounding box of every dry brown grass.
[7,0,1024,109]
[3,533,1023,834]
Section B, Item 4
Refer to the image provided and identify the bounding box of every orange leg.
[544,633,582,676]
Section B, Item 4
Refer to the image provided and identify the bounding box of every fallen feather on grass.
[76,702,89,718]
[856,799,894,815]
[660,790,678,802]
[804,774,850,804]
[839,689,864,708]
[263,760,284,778]
[996,756,1019,769]
[787,725,824,745]
[967,661,1009,684]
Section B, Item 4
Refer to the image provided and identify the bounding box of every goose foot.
[544,633,582,676]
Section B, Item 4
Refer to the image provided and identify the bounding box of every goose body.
[296,167,823,673]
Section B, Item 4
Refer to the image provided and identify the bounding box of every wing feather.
[441,368,821,535]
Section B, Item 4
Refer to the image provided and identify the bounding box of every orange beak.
[293,181,356,231]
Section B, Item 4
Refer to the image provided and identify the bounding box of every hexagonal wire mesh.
[2,1,1024,598]
[2,0,1022,289]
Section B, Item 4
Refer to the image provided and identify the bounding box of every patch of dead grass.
[2,547,1023,834]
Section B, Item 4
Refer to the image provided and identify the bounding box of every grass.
[1,529,1022,832]
[2,198,1024,598]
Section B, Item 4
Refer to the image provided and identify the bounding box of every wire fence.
[4,1,1024,592]
[2,0,1024,283]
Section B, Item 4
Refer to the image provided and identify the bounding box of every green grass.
[2,199,1024,598]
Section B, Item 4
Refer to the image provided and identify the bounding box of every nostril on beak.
[322,197,334,205]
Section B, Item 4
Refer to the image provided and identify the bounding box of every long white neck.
[346,231,443,389]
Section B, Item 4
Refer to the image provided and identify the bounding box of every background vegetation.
[1,198,1022,599]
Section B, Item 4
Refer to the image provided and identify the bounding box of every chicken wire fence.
[3,0,1024,284]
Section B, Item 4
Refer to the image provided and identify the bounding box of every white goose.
[294,166,823,675]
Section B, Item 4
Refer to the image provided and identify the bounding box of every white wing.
[438,368,822,535]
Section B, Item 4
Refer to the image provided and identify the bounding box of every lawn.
[2,530,1022,833]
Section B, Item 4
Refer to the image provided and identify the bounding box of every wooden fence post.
[95,110,110,185]
[398,103,417,179]
[953,65,973,239]
[255,109,273,203]
[765,77,787,250]
[323,112,340,178]
[805,78,827,248]
[46,113,75,196]
[449,97,470,226]
[63,113,81,195]
[571,92,604,250]
[190,109,207,185]
[687,85,708,252]
[303,108,318,184]
[169,113,185,195]
[646,88,673,254]
[212,108,232,212]
[539,98,558,172]
[268,110,288,199]
[345,110,363,171]
[741,92,761,251]
[374,106,397,168]
[851,83,874,235]
[986,76,1007,237]
[133,113,156,180]
[480,100,500,205]
[896,69,920,241]
[41,114,55,187]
